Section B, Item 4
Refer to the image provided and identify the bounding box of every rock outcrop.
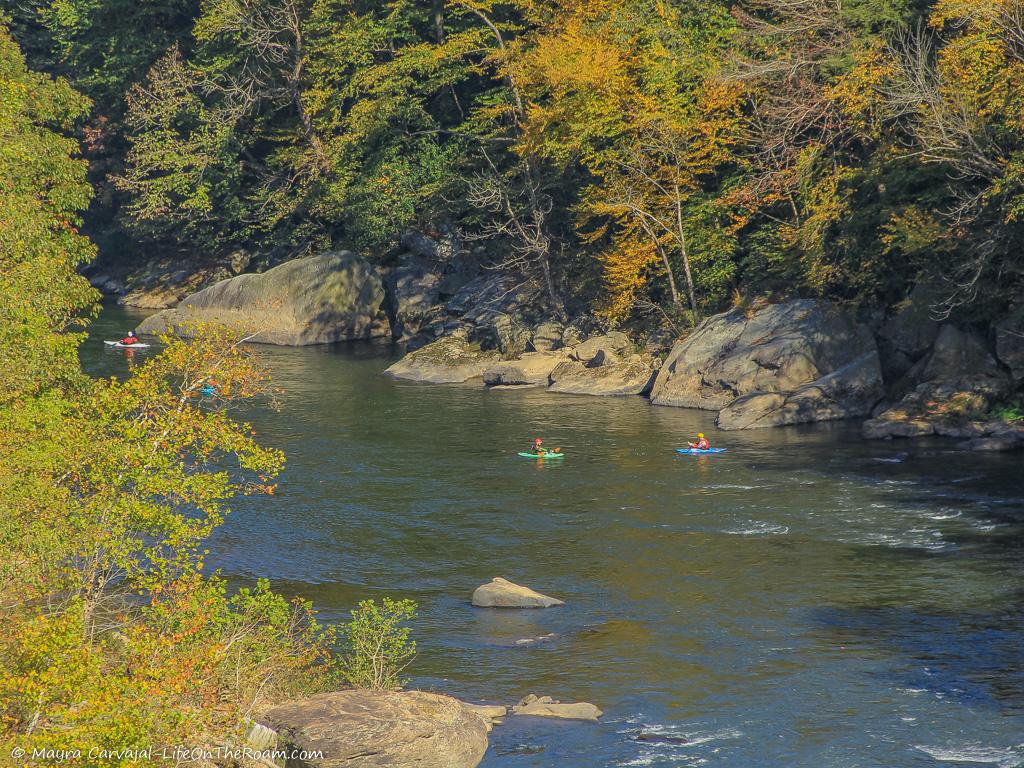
[386,333,501,383]
[483,352,567,386]
[138,252,389,345]
[864,321,1019,448]
[386,257,443,343]
[548,355,658,397]
[471,577,564,608]
[650,300,884,428]
[259,690,489,768]
[511,695,602,722]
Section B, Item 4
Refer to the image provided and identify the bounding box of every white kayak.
[104,340,151,349]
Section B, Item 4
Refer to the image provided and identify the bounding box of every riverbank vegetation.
[4,0,1024,328]
[0,25,417,759]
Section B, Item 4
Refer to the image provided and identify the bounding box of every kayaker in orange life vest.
[689,432,711,450]
[119,330,140,345]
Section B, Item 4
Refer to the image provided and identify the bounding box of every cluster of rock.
[651,300,885,429]
[114,232,1021,448]
[863,315,1024,450]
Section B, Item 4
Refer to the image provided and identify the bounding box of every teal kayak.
[518,452,564,458]
[676,447,727,455]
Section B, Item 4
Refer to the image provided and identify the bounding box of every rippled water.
[86,306,1024,768]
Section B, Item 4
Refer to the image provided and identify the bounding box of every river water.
[86,306,1024,768]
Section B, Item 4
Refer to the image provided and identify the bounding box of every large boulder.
[570,332,633,365]
[548,355,658,397]
[483,352,566,386]
[471,577,564,608]
[650,300,884,427]
[921,325,1002,381]
[386,333,501,383]
[260,690,488,768]
[717,352,883,430]
[137,252,389,344]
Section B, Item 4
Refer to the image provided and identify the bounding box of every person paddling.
[119,330,140,345]
[689,432,711,450]
[530,437,547,456]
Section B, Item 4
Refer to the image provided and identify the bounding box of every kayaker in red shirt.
[119,330,139,345]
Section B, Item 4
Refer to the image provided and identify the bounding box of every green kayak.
[518,451,564,458]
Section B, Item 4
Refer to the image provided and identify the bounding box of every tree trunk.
[673,184,699,316]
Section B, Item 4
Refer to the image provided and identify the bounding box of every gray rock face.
[530,322,564,352]
[571,332,633,365]
[511,695,602,722]
[483,352,567,386]
[386,257,443,342]
[386,334,501,383]
[876,287,941,383]
[548,355,657,397]
[995,307,1024,381]
[260,690,488,768]
[471,577,564,608]
[137,252,389,345]
[716,352,883,430]
[650,300,884,427]
[922,325,1002,381]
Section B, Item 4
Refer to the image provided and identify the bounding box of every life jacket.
[696,438,710,450]
[120,335,138,345]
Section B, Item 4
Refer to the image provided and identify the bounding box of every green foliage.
[337,598,418,691]
[0,26,360,760]
[990,400,1024,423]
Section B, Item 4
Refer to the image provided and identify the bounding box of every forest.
[4,0,1024,327]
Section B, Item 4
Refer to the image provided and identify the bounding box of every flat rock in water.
[511,695,602,722]
[483,351,567,386]
[259,689,488,768]
[386,334,501,383]
[471,577,564,608]
[137,252,389,345]
[547,355,657,397]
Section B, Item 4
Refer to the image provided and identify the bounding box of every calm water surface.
[86,306,1024,768]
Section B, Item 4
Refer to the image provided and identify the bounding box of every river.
[86,306,1024,768]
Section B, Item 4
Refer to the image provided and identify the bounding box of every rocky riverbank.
[101,235,1023,451]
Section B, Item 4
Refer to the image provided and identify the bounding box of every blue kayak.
[676,447,727,455]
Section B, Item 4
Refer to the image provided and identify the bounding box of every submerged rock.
[471,577,564,608]
[386,333,501,383]
[511,695,602,722]
[650,300,883,427]
[138,252,389,344]
[259,690,488,768]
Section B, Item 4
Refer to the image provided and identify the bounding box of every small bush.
[337,598,417,691]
